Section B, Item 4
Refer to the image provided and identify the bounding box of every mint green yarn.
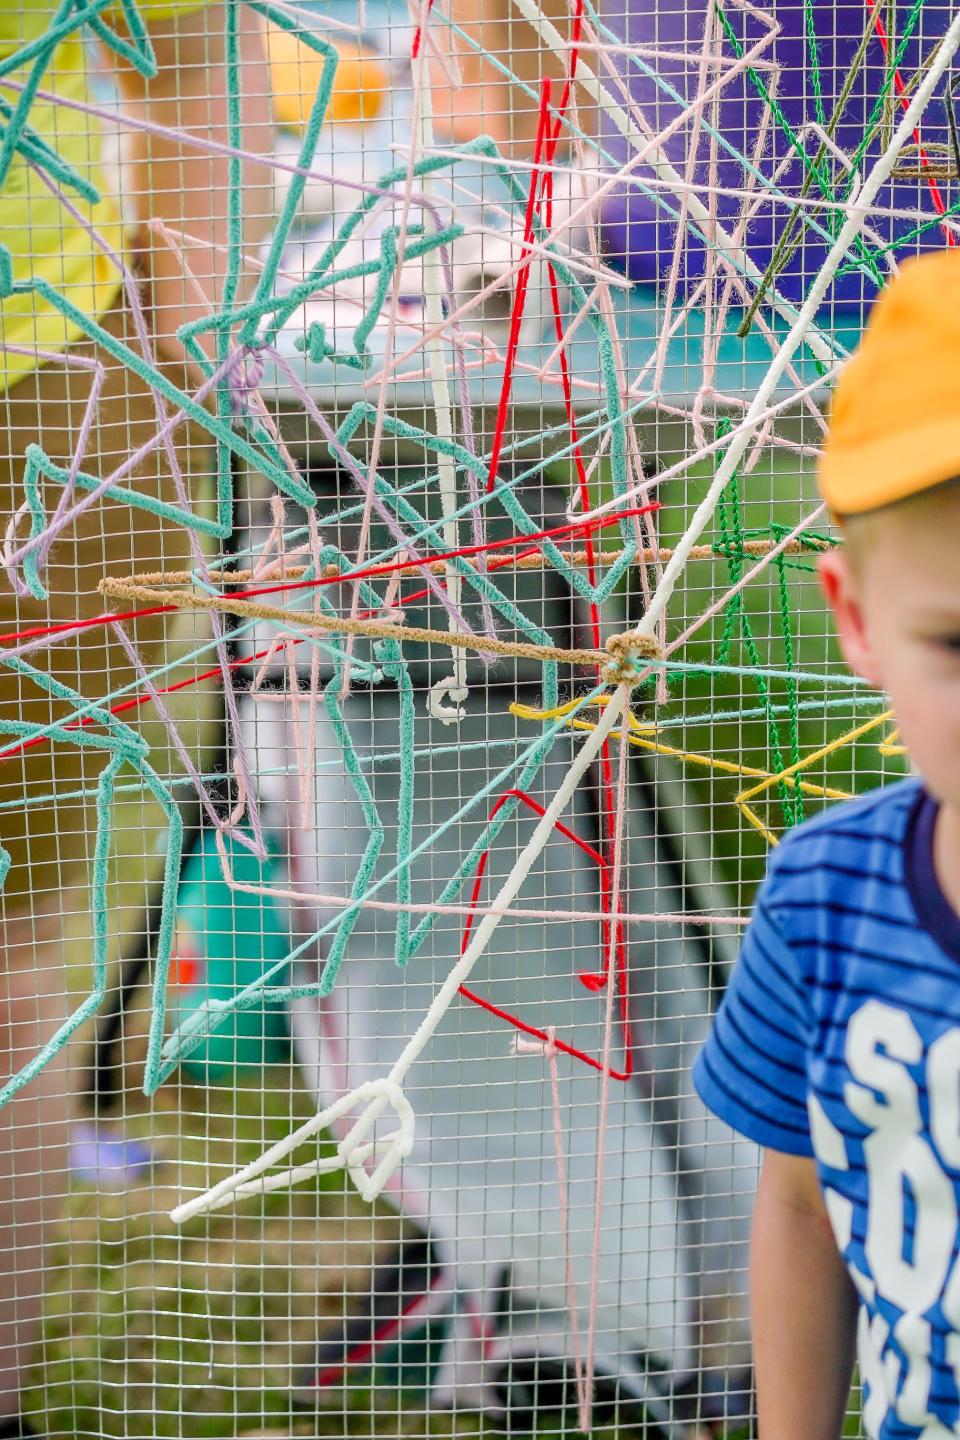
[334,401,627,613]
[295,222,464,370]
[13,277,316,581]
[0,651,146,756]
[315,672,386,998]
[0,0,118,204]
[87,0,156,76]
[22,444,227,602]
[158,685,593,1069]
[139,761,188,1097]
[0,652,183,1106]
[0,753,124,1111]
[241,1,339,336]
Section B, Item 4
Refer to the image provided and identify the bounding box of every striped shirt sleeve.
[693,892,814,1156]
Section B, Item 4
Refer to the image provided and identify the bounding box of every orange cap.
[818,252,960,515]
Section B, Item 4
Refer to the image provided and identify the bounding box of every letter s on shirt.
[845,1001,956,1316]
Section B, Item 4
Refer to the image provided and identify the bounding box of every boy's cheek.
[892,683,960,789]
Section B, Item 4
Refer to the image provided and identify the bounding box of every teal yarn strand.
[158,685,592,1070]
[0,752,123,1110]
[139,761,187,1098]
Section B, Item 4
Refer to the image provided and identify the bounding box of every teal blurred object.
[166,829,292,1081]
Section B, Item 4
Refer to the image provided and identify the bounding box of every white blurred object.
[232,688,756,1416]
[544,154,604,254]
[99,123,140,235]
[272,129,376,226]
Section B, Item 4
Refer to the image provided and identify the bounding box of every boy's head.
[817,252,960,809]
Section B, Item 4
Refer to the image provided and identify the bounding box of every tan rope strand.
[98,575,661,678]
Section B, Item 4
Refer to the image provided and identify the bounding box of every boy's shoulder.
[774,774,921,850]
[765,776,923,908]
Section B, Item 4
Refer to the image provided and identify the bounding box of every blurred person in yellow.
[0,5,272,1433]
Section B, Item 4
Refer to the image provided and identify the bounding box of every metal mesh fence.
[0,0,942,1433]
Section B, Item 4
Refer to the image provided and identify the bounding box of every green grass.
[23,1072,680,1439]
[18,984,868,1438]
[22,1073,408,1438]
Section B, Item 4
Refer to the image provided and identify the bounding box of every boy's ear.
[818,549,883,687]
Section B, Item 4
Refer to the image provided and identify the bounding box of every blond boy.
[695,250,960,1439]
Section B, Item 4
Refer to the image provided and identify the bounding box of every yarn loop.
[602,631,661,688]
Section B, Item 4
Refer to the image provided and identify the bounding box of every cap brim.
[819,415,960,515]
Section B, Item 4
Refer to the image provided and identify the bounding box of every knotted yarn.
[602,630,662,688]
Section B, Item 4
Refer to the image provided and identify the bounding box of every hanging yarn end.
[228,345,267,416]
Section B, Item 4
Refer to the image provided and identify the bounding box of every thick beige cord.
[99,573,662,682]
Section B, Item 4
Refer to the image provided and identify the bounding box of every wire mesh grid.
[0,0,945,1434]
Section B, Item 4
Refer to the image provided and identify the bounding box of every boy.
[694,249,960,1439]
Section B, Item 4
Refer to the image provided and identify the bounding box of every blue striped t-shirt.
[694,778,960,1440]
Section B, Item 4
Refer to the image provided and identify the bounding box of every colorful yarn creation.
[0,0,947,1432]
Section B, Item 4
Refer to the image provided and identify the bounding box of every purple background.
[599,0,957,308]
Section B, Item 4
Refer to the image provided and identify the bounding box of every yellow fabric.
[819,252,960,516]
[0,1,213,396]
[266,29,388,131]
